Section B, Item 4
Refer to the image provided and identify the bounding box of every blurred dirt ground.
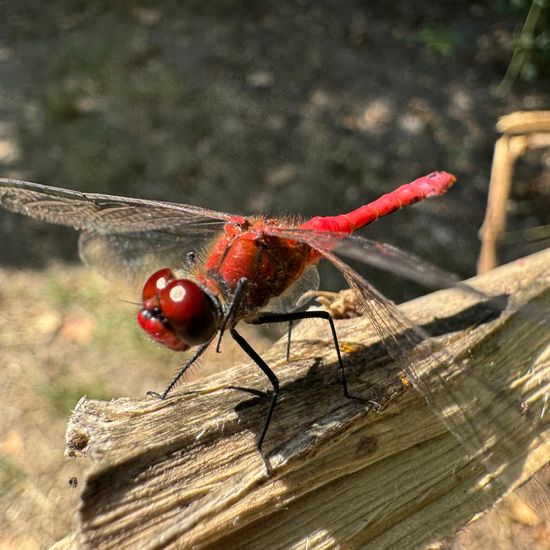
[0,1,549,548]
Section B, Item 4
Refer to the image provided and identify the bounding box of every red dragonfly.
[3,173,549,520]
[0,172,474,440]
[0,172,462,455]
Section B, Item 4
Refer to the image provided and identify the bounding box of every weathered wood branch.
[62,249,549,549]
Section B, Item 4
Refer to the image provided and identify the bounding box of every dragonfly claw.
[258,447,272,476]
[368,399,382,411]
[146,390,165,400]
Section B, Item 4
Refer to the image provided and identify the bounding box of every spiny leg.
[286,320,293,361]
[147,341,210,399]
[216,277,248,352]
[230,327,279,461]
[251,310,349,398]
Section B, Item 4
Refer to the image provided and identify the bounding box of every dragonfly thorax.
[137,268,220,351]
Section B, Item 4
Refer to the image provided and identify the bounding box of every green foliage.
[497,0,550,91]
[416,26,458,57]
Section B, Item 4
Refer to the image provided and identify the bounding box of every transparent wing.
[264,225,550,498]
[330,247,549,509]
[0,178,236,230]
[0,178,237,286]
[78,230,211,289]
[265,227,467,291]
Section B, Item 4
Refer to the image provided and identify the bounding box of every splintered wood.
[60,249,549,549]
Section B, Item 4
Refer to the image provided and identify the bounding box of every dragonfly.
[2,174,548,519]
[5,172,548,480]
[0,172,465,453]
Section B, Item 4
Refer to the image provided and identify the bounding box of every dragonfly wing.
[0,178,236,230]
[264,226,549,496]
[326,248,549,501]
[0,178,236,287]
[79,230,210,289]
[265,226,468,291]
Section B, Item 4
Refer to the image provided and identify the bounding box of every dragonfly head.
[137,268,220,351]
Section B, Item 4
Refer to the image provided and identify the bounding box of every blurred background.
[0,1,549,548]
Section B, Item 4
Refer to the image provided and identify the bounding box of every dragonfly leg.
[251,311,349,399]
[230,327,279,464]
[286,320,293,361]
[216,277,248,353]
[147,341,210,399]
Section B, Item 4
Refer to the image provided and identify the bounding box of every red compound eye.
[159,279,219,345]
[159,280,206,322]
[136,309,189,352]
[138,271,219,350]
[142,268,175,302]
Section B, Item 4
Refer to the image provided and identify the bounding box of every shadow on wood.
[61,249,549,549]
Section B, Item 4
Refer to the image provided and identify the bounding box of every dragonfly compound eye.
[136,309,190,351]
[142,268,175,302]
[159,279,220,345]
